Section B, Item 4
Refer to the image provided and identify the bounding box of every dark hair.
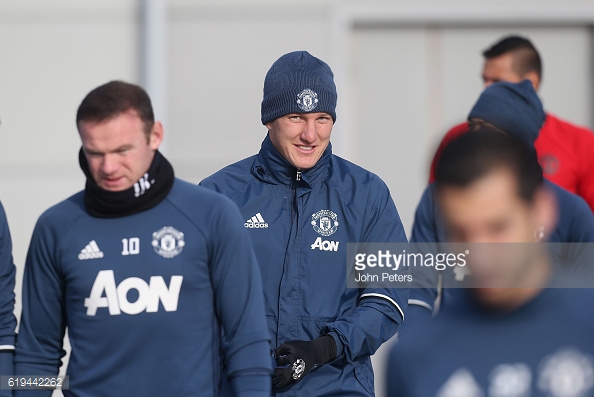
[76,81,155,137]
[435,128,543,203]
[482,35,542,80]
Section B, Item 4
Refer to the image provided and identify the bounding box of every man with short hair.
[429,35,594,212]
[388,130,594,397]
[0,201,16,395]
[405,80,594,328]
[14,81,271,397]
[200,51,409,396]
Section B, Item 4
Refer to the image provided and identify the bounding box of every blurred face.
[266,112,333,170]
[78,110,163,191]
[438,167,554,309]
[482,53,524,88]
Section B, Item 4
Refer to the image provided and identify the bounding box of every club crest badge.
[152,226,185,258]
[537,348,594,397]
[311,210,339,237]
[297,88,319,112]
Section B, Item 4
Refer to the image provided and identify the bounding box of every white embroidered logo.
[311,210,339,237]
[489,363,531,397]
[437,368,484,397]
[245,213,268,228]
[152,226,185,258]
[538,348,594,397]
[297,88,319,112]
[78,240,104,260]
[134,173,153,197]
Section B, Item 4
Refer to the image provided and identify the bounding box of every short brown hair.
[76,81,155,138]
[483,35,542,81]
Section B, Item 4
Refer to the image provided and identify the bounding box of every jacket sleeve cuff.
[326,331,344,359]
[230,373,271,397]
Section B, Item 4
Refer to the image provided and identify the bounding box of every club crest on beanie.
[468,80,545,147]
[261,51,337,125]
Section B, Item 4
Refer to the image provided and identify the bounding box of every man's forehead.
[482,54,523,80]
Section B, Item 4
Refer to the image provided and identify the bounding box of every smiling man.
[200,51,409,396]
[14,81,271,397]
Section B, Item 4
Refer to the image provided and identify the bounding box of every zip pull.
[296,171,302,181]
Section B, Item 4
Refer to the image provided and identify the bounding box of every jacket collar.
[252,134,332,188]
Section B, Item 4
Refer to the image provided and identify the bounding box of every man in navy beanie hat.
[428,36,594,213]
[467,80,544,146]
[201,51,409,396]
[403,80,594,332]
[261,51,337,125]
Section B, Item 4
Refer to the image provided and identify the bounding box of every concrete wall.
[0,1,592,396]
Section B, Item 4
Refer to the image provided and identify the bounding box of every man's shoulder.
[37,191,86,224]
[199,156,257,194]
[544,113,594,138]
[169,178,240,209]
[329,154,388,188]
[546,180,592,215]
[31,191,87,240]
[166,178,245,229]
[545,180,594,242]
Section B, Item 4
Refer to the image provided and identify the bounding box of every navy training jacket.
[15,179,271,397]
[201,135,409,396]
[0,202,16,394]
[389,289,594,396]
[404,180,594,329]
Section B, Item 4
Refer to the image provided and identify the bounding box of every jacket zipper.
[276,170,300,347]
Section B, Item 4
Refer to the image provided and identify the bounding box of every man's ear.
[149,121,164,150]
[533,185,557,241]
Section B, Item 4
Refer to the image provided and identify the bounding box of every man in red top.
[429,35,594,213]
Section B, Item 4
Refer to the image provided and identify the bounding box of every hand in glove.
[272,335,337,389]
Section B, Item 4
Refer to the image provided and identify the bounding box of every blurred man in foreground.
[406,80,594,327]
[388,130,594,397]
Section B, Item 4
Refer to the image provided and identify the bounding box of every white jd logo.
[84,270,183,316]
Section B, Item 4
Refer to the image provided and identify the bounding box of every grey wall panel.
[350,27,429,236]
[168,16,331,183]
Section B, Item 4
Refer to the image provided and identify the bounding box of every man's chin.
[292,156,321,171]
[472,287,516,308]
[98,181,131,192]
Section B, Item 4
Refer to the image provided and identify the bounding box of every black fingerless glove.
[272,334,337,389]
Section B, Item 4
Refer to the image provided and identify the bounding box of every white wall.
[0,2,592,396]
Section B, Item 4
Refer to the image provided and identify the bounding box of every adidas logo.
[244,213,268,229]
[78,240,105,260]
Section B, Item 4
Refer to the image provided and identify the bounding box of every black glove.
[272,335,337,389]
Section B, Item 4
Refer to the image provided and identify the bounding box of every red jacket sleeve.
[428,122,471,184]
[535,114,594,214]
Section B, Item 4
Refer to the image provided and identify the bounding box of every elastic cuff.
[326,331,344,359]
[230,373,272,397]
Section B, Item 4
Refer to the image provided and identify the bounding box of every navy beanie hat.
[468,80,545,146]
[261,51,337,125]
